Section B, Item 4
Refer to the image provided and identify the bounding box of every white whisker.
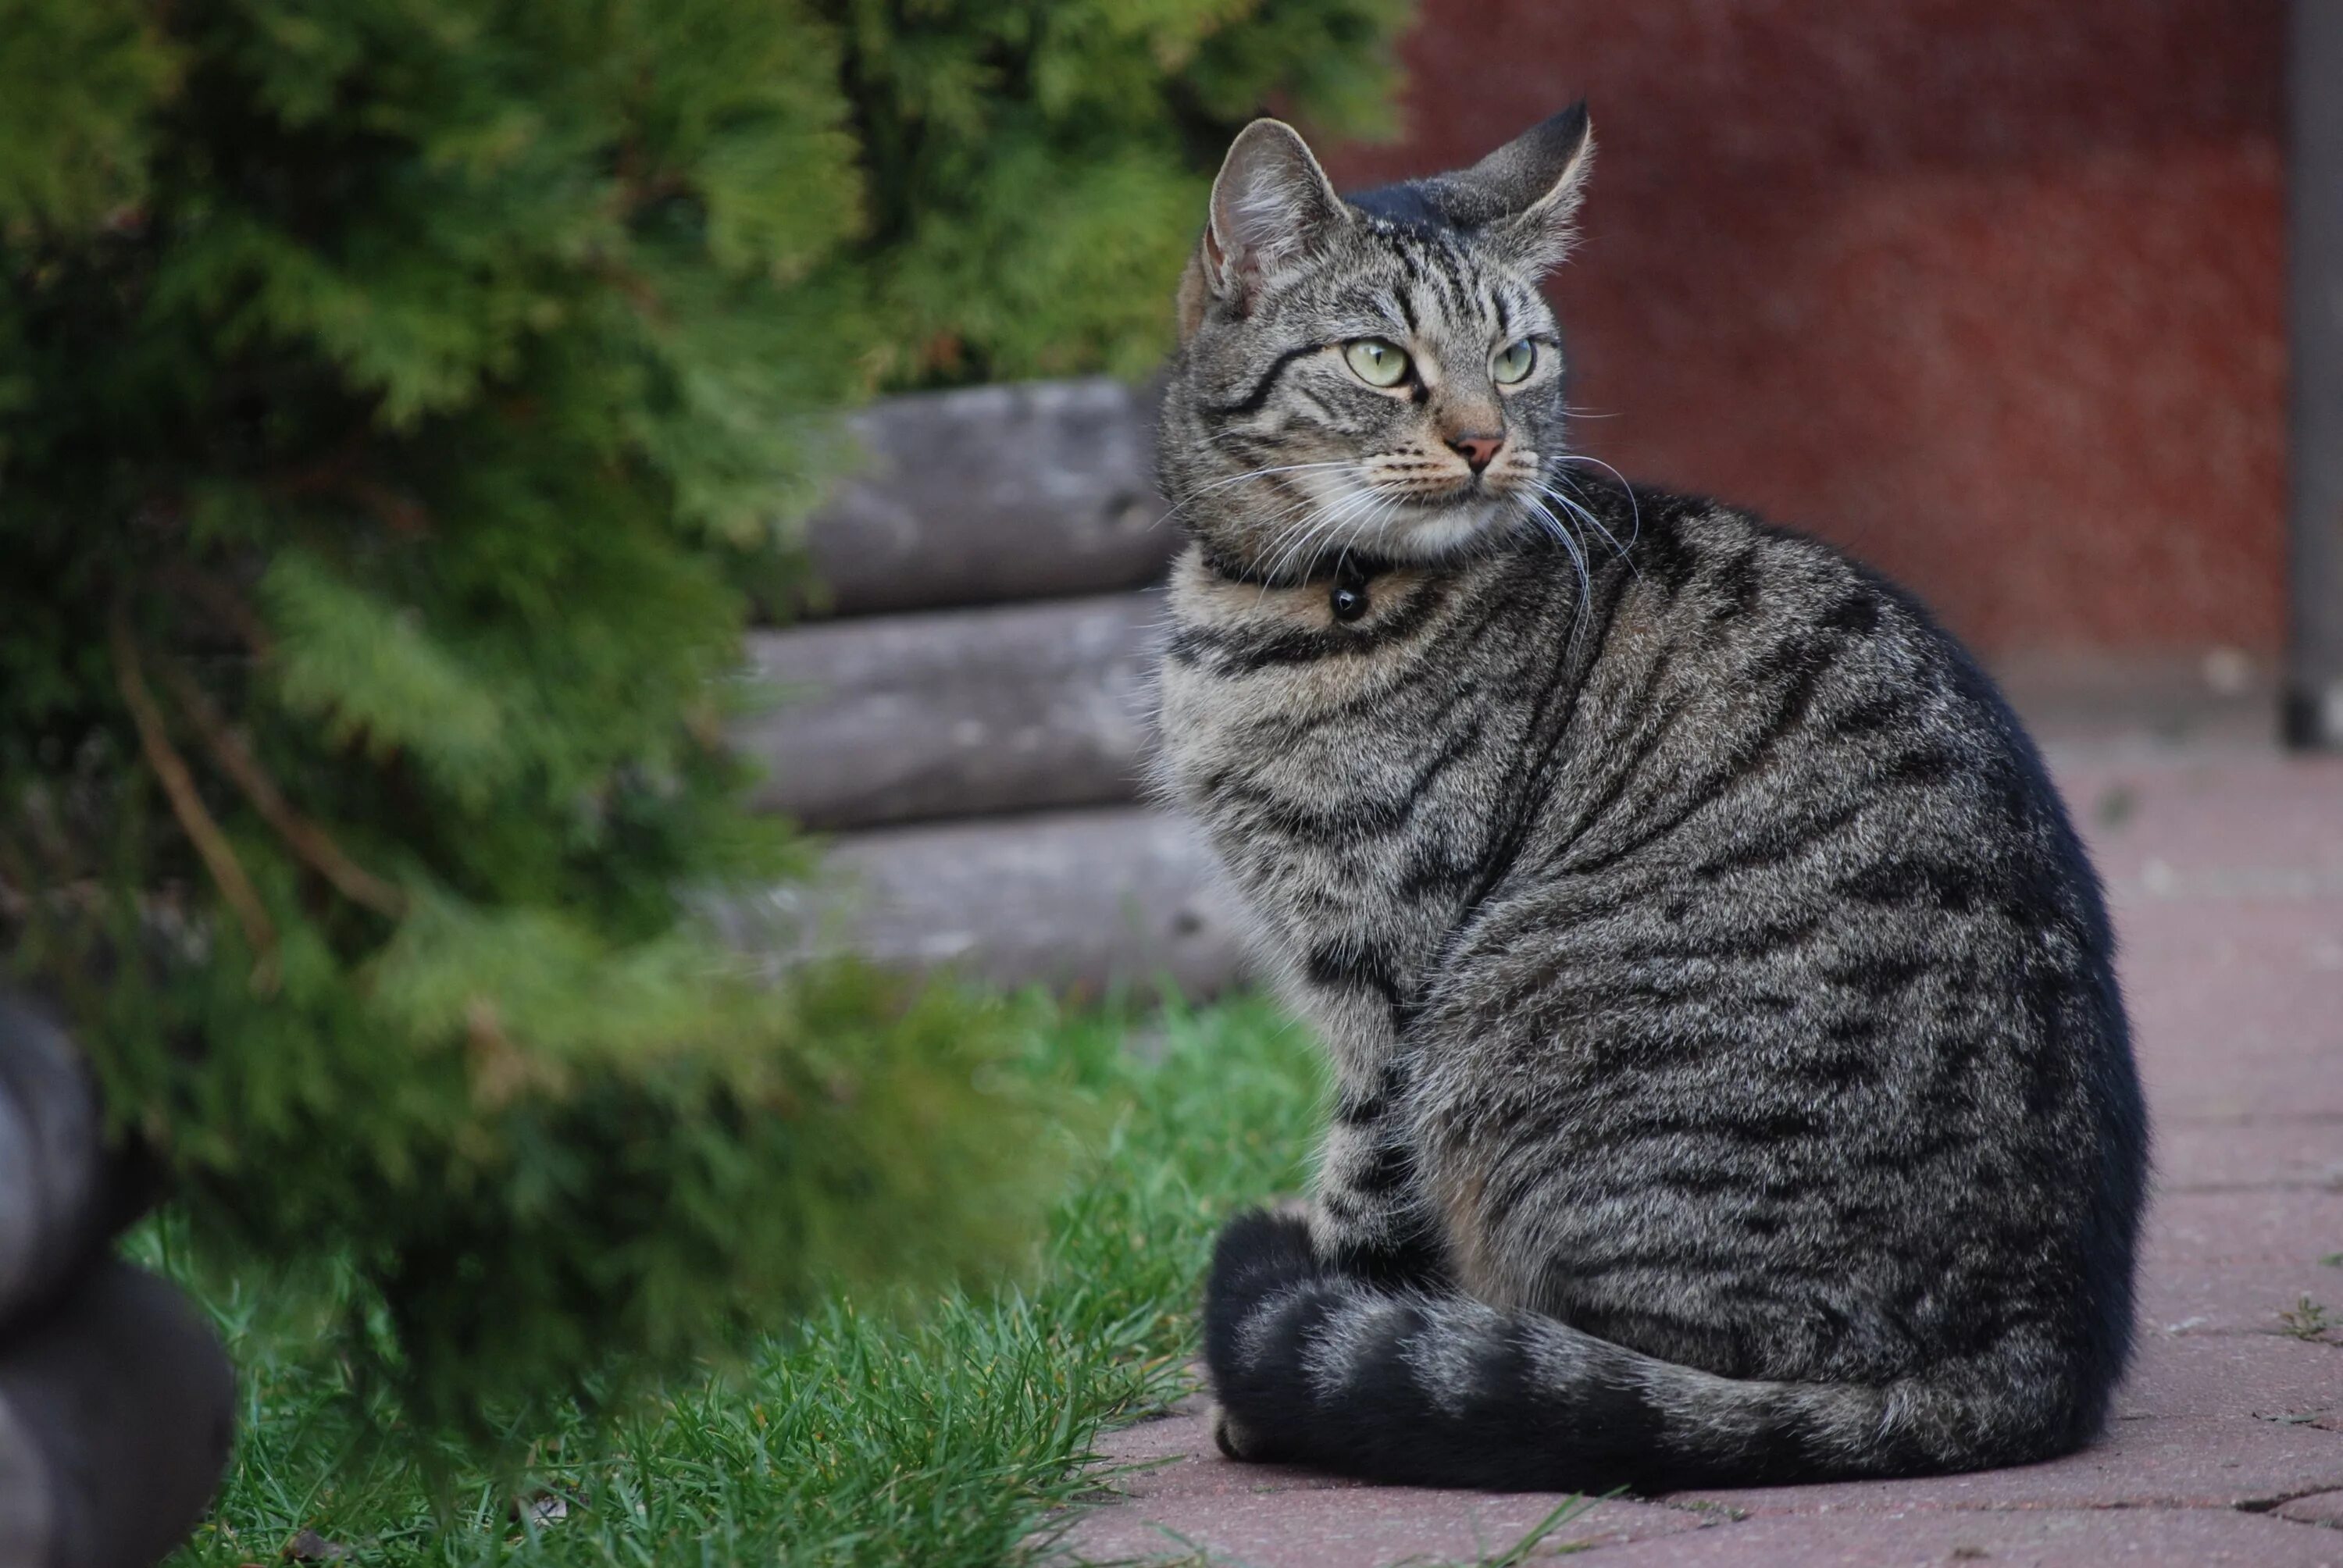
[1254,483,1390,603]
[1558,454,1642,552]
[1538,479,1636,575]
[1519,492,1592,646]
[1152,460,1362,532]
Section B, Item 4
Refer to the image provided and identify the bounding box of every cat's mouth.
[1238,465,1525,574]
[1417,472,1496,504]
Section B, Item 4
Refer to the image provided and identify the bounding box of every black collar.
[1199,544,1399,590]
[1201,546,1390,623]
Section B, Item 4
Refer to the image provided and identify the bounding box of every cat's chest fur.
[1153,544,1564,1022]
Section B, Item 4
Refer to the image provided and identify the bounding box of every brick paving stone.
[2152,1117,2343,1192]
[2117,907,2343,1123]
[2138,1260,2343,1340]
[1054,747,2343,1563]
[1047,1482,1704,1566]
[1667,1417,2343,1516]
[2141,1190,2343,1338]
[1563,1507,2343,1566]
[1051,1398,1712,1563]
[2108,1332,2341,1424]
[1071,1392,1345,1497]
[2150,1190,2343,1263]
[1052,1343,2343,1560]
[2050,751,2343,879]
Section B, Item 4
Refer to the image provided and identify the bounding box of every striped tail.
[1202,1209,2093,1491]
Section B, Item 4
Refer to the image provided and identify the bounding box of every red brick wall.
[1317,1,2285,657]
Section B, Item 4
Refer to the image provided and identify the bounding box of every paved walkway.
[1054,739,2343,1566]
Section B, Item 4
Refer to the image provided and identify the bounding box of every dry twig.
[109,608,280,989]
[159,661,407,918]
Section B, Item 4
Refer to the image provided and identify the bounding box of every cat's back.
[1414,486,2143,1376]
[1426,478,2127,1055]
[1507,481,2102,925]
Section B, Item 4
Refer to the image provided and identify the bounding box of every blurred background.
[1336,0,2282,665]
[764,0,2317,998]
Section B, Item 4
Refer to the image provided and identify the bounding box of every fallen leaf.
[283,1529,348,1563]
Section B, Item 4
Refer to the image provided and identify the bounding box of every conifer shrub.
[0,0,1402,1439]
[822,0,1405,385]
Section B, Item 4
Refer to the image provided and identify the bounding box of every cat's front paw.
[1209,1401,1266,1463]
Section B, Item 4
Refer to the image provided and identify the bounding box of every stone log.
[711,806,1249,1000]
[739,593,1160,831]
[784,377,1176,619]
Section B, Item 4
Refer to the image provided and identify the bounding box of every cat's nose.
[1447,433,1505,472]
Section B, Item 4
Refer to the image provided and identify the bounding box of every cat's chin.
[1360,496,1513,561]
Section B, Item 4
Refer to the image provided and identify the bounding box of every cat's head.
[1159,106,1594,582]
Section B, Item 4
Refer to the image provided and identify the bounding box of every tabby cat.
[1153,105,2147,1491]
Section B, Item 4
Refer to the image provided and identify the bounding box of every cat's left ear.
[1458,103,1595,274]
[1182,119,1350,335]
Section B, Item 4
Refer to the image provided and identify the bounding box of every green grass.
[2278,1295,2338,1344]
[147,995,1325,1567]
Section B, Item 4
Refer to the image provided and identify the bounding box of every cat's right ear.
[1181,119,1349,336]
[1464,104,1595,275]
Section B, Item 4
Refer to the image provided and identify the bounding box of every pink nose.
[1448,433,1504,472]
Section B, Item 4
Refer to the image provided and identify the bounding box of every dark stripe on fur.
[1206,341,1331,419]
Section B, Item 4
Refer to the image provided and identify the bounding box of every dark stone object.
[0,998,107,1331]
[0,1259,237,1568]
[0,992,235,1567]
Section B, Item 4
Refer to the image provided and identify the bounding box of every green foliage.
[152,996,1324,1566]
[0,0,176,237]
[819,0,1408,384]
[0,0,1401,1447]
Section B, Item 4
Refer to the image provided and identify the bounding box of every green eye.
[1343,338,1410,388]
[1492,339,1536,385]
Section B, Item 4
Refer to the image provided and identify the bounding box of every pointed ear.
[1196,119,1350,311]
[1458,103,1595,273]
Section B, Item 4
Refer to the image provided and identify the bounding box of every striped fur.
[1153,110,2146,1491]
